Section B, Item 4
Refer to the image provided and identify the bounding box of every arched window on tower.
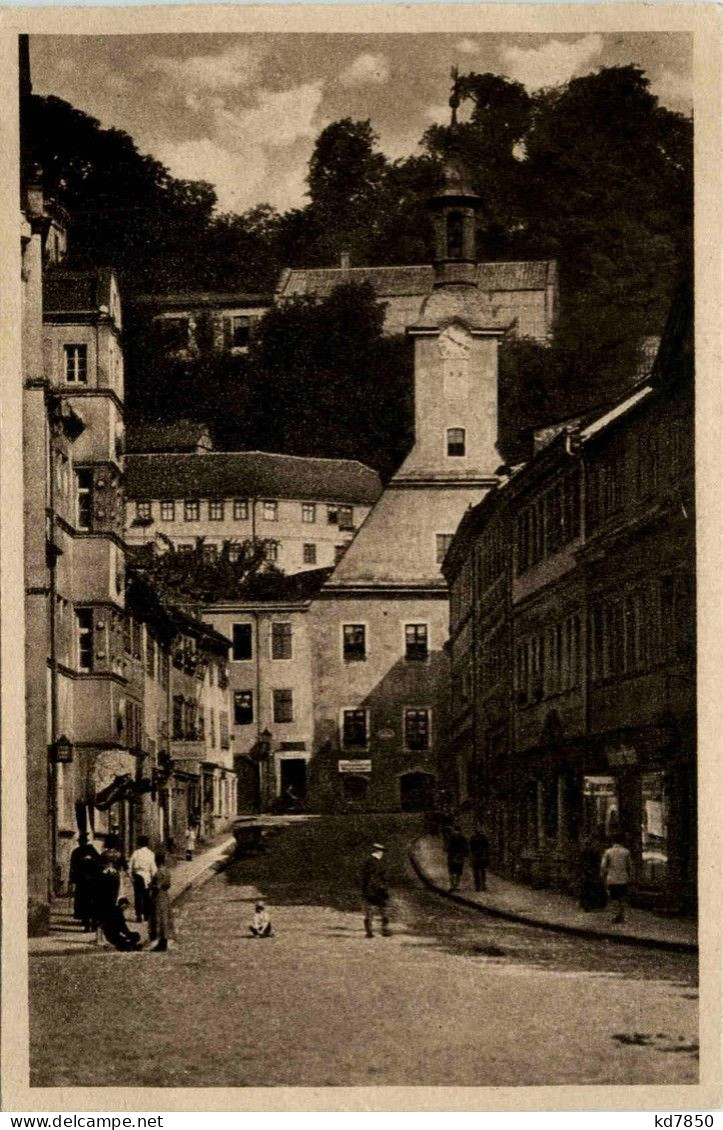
[447,428,466,457]
[447,210,464,258]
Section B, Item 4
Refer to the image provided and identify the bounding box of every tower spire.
[428,71,481,288]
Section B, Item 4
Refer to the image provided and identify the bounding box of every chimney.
[339,250,351,271]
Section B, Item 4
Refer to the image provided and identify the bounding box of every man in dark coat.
[361,843,391,938]
[446,825,469,891]
[469,827,490,892]
[68,833,100,931]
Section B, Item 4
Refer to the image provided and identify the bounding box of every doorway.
[280,758,307,800]
[399,771,435,812]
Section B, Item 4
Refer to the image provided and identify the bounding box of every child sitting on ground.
[249,902,273,937]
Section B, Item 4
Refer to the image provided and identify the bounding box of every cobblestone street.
[30,815,698,1088]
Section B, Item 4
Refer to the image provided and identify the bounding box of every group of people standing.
[444,825,490,893]
[68,832,175,951]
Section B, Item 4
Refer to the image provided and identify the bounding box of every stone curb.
[408,840,697,954]
[170,838,236,905]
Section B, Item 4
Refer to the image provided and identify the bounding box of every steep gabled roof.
[125,451,383,506]
[127,420,213,454]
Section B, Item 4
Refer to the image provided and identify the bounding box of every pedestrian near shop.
[361,843,391,938]
[185,824,197,861]
[446,826,469,892]
[68,833,100,932]
[469,827,490,892]
[95,847,123,945]
[149,848,175,951]
[128,835,157,922]
[600,836,633,923]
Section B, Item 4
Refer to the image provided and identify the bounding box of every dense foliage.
[26,64,692,467]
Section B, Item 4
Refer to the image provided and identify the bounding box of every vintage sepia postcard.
[1,1,720,1114]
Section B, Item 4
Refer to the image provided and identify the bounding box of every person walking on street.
[185,824,197,862]
[128,835,157,922]
[68,833,100,932]
[94,846,122,945]
[149,848,175,951]
[600,836,633,923]
[361,843,391,938]
[469,826,490,892]
[446,825,469,892]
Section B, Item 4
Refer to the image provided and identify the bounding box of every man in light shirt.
[128,834,157,923]
[600,836,633,924]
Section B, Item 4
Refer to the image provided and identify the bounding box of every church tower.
[307,118,514,813]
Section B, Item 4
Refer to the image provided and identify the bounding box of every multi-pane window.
[265,540,279,563]
[76,469,93,531]
[303,543,317,565]
[271,622,292,660]
[135,500,151,521]
[327,505,339,525]
[209,500,224,521]
[405,624,429,662]
[234,499,249,520]
[516,468,581,576]
[160,500,175,521]
[343,624,366,662]
[263,500,278,521]
[339,506,354,530]
[219,712,230,749]
[228,541,243,563]
[232,623,253,661]
[446,427,466,457]
[342,709,368,748]
[436,533,453,564]
[234,690,253,726]
[302,503,316,523]
[404,708,430,751]
[273,688,294,724]
[184,499,200,522]
[64,344,88,384]
[76,608,93,671]
[202,543,218,562]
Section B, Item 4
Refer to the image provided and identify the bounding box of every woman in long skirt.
[149,848,175,952]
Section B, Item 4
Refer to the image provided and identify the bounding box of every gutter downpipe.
[46,396,59,898]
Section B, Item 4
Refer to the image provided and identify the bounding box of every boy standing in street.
[361,843,391,938]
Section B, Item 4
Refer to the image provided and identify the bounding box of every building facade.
[202,569,331,813]
[307,159,557,812]
[444,282,695,910]
[125,451,382,576]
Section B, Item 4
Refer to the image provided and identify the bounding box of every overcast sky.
[29,32,692,215]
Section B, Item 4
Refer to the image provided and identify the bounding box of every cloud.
[499,34,604,91]
[456,38,480,55]
[149,42,262,92]
[338,53,390,88]
[651,68,693,111]
[155,80,325,213]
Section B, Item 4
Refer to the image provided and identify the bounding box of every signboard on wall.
[338,760,372,774]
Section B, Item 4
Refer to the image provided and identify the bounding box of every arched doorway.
[399,771,435,812]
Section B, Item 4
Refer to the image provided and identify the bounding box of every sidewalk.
[29,833,236,957]
[409,835,697,953]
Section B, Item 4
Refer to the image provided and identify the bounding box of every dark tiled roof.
[131,292,271,310]
[125,452,383,506]
[43,268,114,313]
[127,420,213,454]
[276,261,556,300]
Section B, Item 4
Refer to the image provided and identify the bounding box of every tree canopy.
[26,62,692,465]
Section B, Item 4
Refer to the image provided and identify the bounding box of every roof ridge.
[127,450,379,473]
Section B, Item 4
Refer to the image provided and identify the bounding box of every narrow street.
[30,815,698,1088]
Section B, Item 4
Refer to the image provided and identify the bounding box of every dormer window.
[447,428,466,457]
[64,344,87,384]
